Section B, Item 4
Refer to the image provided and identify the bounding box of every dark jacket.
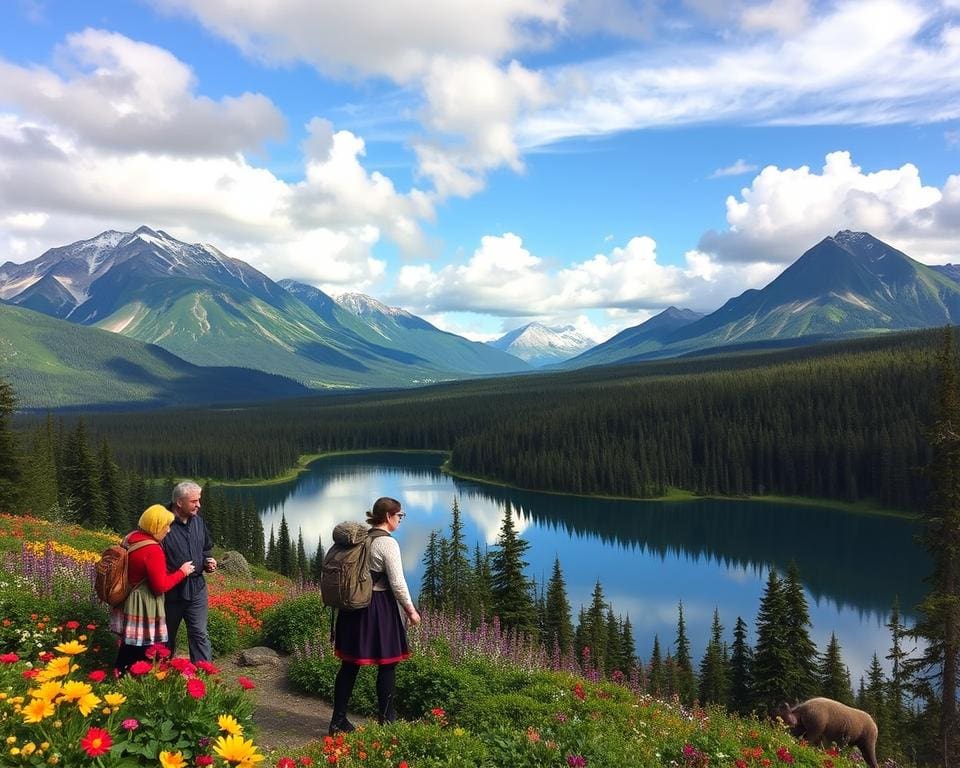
[162,513,213,603]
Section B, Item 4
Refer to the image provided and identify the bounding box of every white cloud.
[394,231,775,318]
[151,0,566,82]
[698,150,957,264]
[0,29,285,155]
[710,158,758,178]
[520,0,960,146]
[741,0,810,36]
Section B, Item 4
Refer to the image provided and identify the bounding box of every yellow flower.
[22,699,55,724]
[213,734,264,765]
[57,681,92,702]
[9,747,20,756]
[6,736,17,744]
[103,693,126,707]
[22,743,36,756]
[37,657,71,681]
[75,692,101,717]
[217,714,244,736]
[159,750,188,768]
[27,682,62,702]
[154,670,168,680]
[53,640,86,656]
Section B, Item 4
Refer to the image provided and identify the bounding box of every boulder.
[218,550,252,580]
[238,646,281,667]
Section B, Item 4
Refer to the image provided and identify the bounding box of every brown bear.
[776,698,878,768]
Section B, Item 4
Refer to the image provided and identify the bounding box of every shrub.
[207,608,240,656]
[457,691,557,732]
[260,592,327,653]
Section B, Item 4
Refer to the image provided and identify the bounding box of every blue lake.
[242,451,927,682]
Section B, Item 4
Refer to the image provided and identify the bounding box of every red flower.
[238,676,255,690]
[0,652,18,663]
[196,660,219,675]
[87,623,97,630]
[171,657,197,675]
[80,727,113,757]
[129,660,152,676]
[431,707,446,718]
[64,620,80,630]
[38,651,54,663]
[186,677,206,699]
[22,668,39,679]
[145,644,171,660]
[195,756,214,766]
[299,759,314,766]
[776,746,794,764]
[87,669,107,682]
[277,758,296,768]
[573,683,586,700]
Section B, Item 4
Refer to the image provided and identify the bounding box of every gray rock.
[238,646,282,667]
[218,550,252,580]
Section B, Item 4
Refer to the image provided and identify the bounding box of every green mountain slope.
[0,303,308,409]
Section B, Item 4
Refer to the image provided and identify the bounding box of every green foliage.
[259,592,327,653]
[0,377,21,513]
[207,608,241,656]
[489,506,536,634]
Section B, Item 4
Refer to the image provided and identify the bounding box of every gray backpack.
[320,522,389,610]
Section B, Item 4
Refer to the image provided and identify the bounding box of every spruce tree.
[446,498,472,611]
[728,616,754,714]
[471,543,492,624]
[543,557,574,655]
[753,569,792,708]
[0,378,20,514]
[98,440,126,533]
[819,632,854,704]
[19,414,58,520]
[674,601,697,705]
[266,524,277,571]
[863,652,890,760]
[885,597,908,759]
[296,528,308,580]
[276,514,291,576]
[310,534,325,582]
[580,580,609,674]
[62,419,104,526]
[605,608,621,675]
[911,325,960,764]
[489,505,535,634]
[648,635,665,696]
[419,531,442,610]
[620,616,637,672]
[783,562,818,701]
[699,609,728,705]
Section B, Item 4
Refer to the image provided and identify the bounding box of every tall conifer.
[753,569,792,707]
[489,505,535,634]
[728,616,754,714]
[674,601,697,704]
[0,378,20,514]
[819,632,854,704]
[544,557,574,655]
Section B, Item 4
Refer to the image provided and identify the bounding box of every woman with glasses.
[329,496,421,734]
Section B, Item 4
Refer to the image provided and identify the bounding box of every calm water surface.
[244,452,927,682]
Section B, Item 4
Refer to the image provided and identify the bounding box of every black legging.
[114,643,149,675]
[333,661,398,724]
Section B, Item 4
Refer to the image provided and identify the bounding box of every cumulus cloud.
[698,150,959,264]
[393,231,774,318]
[0,29,285,155]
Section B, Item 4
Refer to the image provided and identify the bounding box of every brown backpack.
[94,538,158,608]
[320,523,389,611]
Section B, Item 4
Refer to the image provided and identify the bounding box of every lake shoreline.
[217,448,917,520]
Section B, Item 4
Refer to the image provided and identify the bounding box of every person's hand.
[406,607,421,626]
[204,557,217,573]
[180,561,196,576]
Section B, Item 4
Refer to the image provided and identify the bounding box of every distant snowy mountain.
[489,322,595,367]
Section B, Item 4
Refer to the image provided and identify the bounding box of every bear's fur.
[776,698,878,768]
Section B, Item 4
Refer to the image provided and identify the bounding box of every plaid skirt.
[109,582,168,646]
[334,590,411,665]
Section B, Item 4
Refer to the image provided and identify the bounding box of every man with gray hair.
[162,480,216,661]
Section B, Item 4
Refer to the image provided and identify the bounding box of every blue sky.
[1,0,959,341]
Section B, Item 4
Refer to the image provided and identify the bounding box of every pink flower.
[170,657,197,676]
[195,756,214,766]
[121,718,139,731]
[196,660,219,675]
[277,758,296,768]
[21,668,39,679]
[145,644,171,660]
[567,756,587,767]
[87,669,107,682]
[129,660,152,676]
[65,620,80,630]
[186,677,206,699]
[238,676,255,690]
[0,652,19,664]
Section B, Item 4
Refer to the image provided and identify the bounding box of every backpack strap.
[126,539,159,553]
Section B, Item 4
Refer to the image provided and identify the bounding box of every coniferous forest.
[48,327,940,512]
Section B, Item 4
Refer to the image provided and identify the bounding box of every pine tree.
[62,419,104,526]
[783,562,819,701]
[489,505,535,634]
[753,569,792,708]
[446,498,472,612]
[911,325,960,764]
[543,557,574,656]
[266,524,277,571]
[0,378,21,514]
[276,514,292,576]
[620,616,637,672]
[419,531,442,610]
[296,528,308,581]
[247,497,265,565]
[699,609,728,705]
[310,534,325,582]
[605,608,621,676]
[728,616,753,714]
[98,440,126,533]
[579,580,609,674]
[471,543,492,624]
[648,635,665,696]
[863,653,890,761]
[819,632,854,704]
[19,414,58,520]
[674,601,697,705]
[885,597,909,759]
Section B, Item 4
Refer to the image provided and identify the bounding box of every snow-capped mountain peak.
[336,292,412,319]
[489,321,594,367]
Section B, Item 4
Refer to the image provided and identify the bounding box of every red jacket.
[125,530,186,595]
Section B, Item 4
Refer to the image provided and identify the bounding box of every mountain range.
[488,322,595,367]
[0,226,527,402]
[561,230,960,368]
[2,227,959,408]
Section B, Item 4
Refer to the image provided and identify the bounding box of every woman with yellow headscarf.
[110,504,196,673]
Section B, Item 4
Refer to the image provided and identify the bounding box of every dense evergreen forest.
[49,328,942,512]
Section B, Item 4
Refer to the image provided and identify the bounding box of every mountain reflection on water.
[236,451,927,676]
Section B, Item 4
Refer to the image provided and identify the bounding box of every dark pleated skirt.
[334,590,410,665]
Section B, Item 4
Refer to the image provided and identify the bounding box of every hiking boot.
[328,715,355,736]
